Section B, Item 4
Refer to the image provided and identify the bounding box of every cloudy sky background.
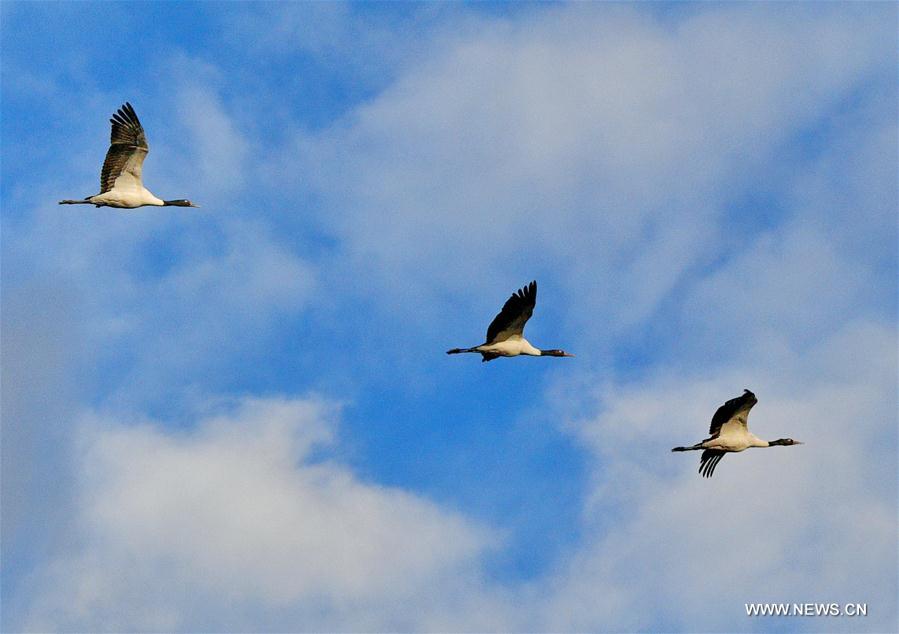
[2,2,896,632]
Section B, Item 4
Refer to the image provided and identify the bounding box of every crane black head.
[769,438,802,446]
[163,199,200,207]
[540,349,574,357]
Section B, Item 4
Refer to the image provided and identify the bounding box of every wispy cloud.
[292,4,892,342]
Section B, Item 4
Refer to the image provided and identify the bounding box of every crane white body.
[474,335,542,357]
[700,412,769,452]
[88,184,164,209]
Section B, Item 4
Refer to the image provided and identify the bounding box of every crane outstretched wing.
[99,102,149,194]
[485,281,537,344]
[699,449,726,477]
[708,390,756,437]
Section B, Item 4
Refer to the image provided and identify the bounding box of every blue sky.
[2,2,897,632]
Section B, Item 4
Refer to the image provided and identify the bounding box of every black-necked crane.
[447,280,574,363]
[59,102,198,209]
[672,389,801,477]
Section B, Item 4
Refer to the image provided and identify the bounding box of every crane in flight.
[447,280,574,363]
[672,389,802,477]
[60,102,198,209]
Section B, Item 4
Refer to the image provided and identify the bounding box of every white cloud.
[174,85,249,198]
[292,4,892,345]
[15,308,894,633]
[15,325,896,632]
[537,317,897,633]
[682,222,875,352]
[21,396,498,632]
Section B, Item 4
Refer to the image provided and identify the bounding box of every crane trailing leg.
[671,443,704,452]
